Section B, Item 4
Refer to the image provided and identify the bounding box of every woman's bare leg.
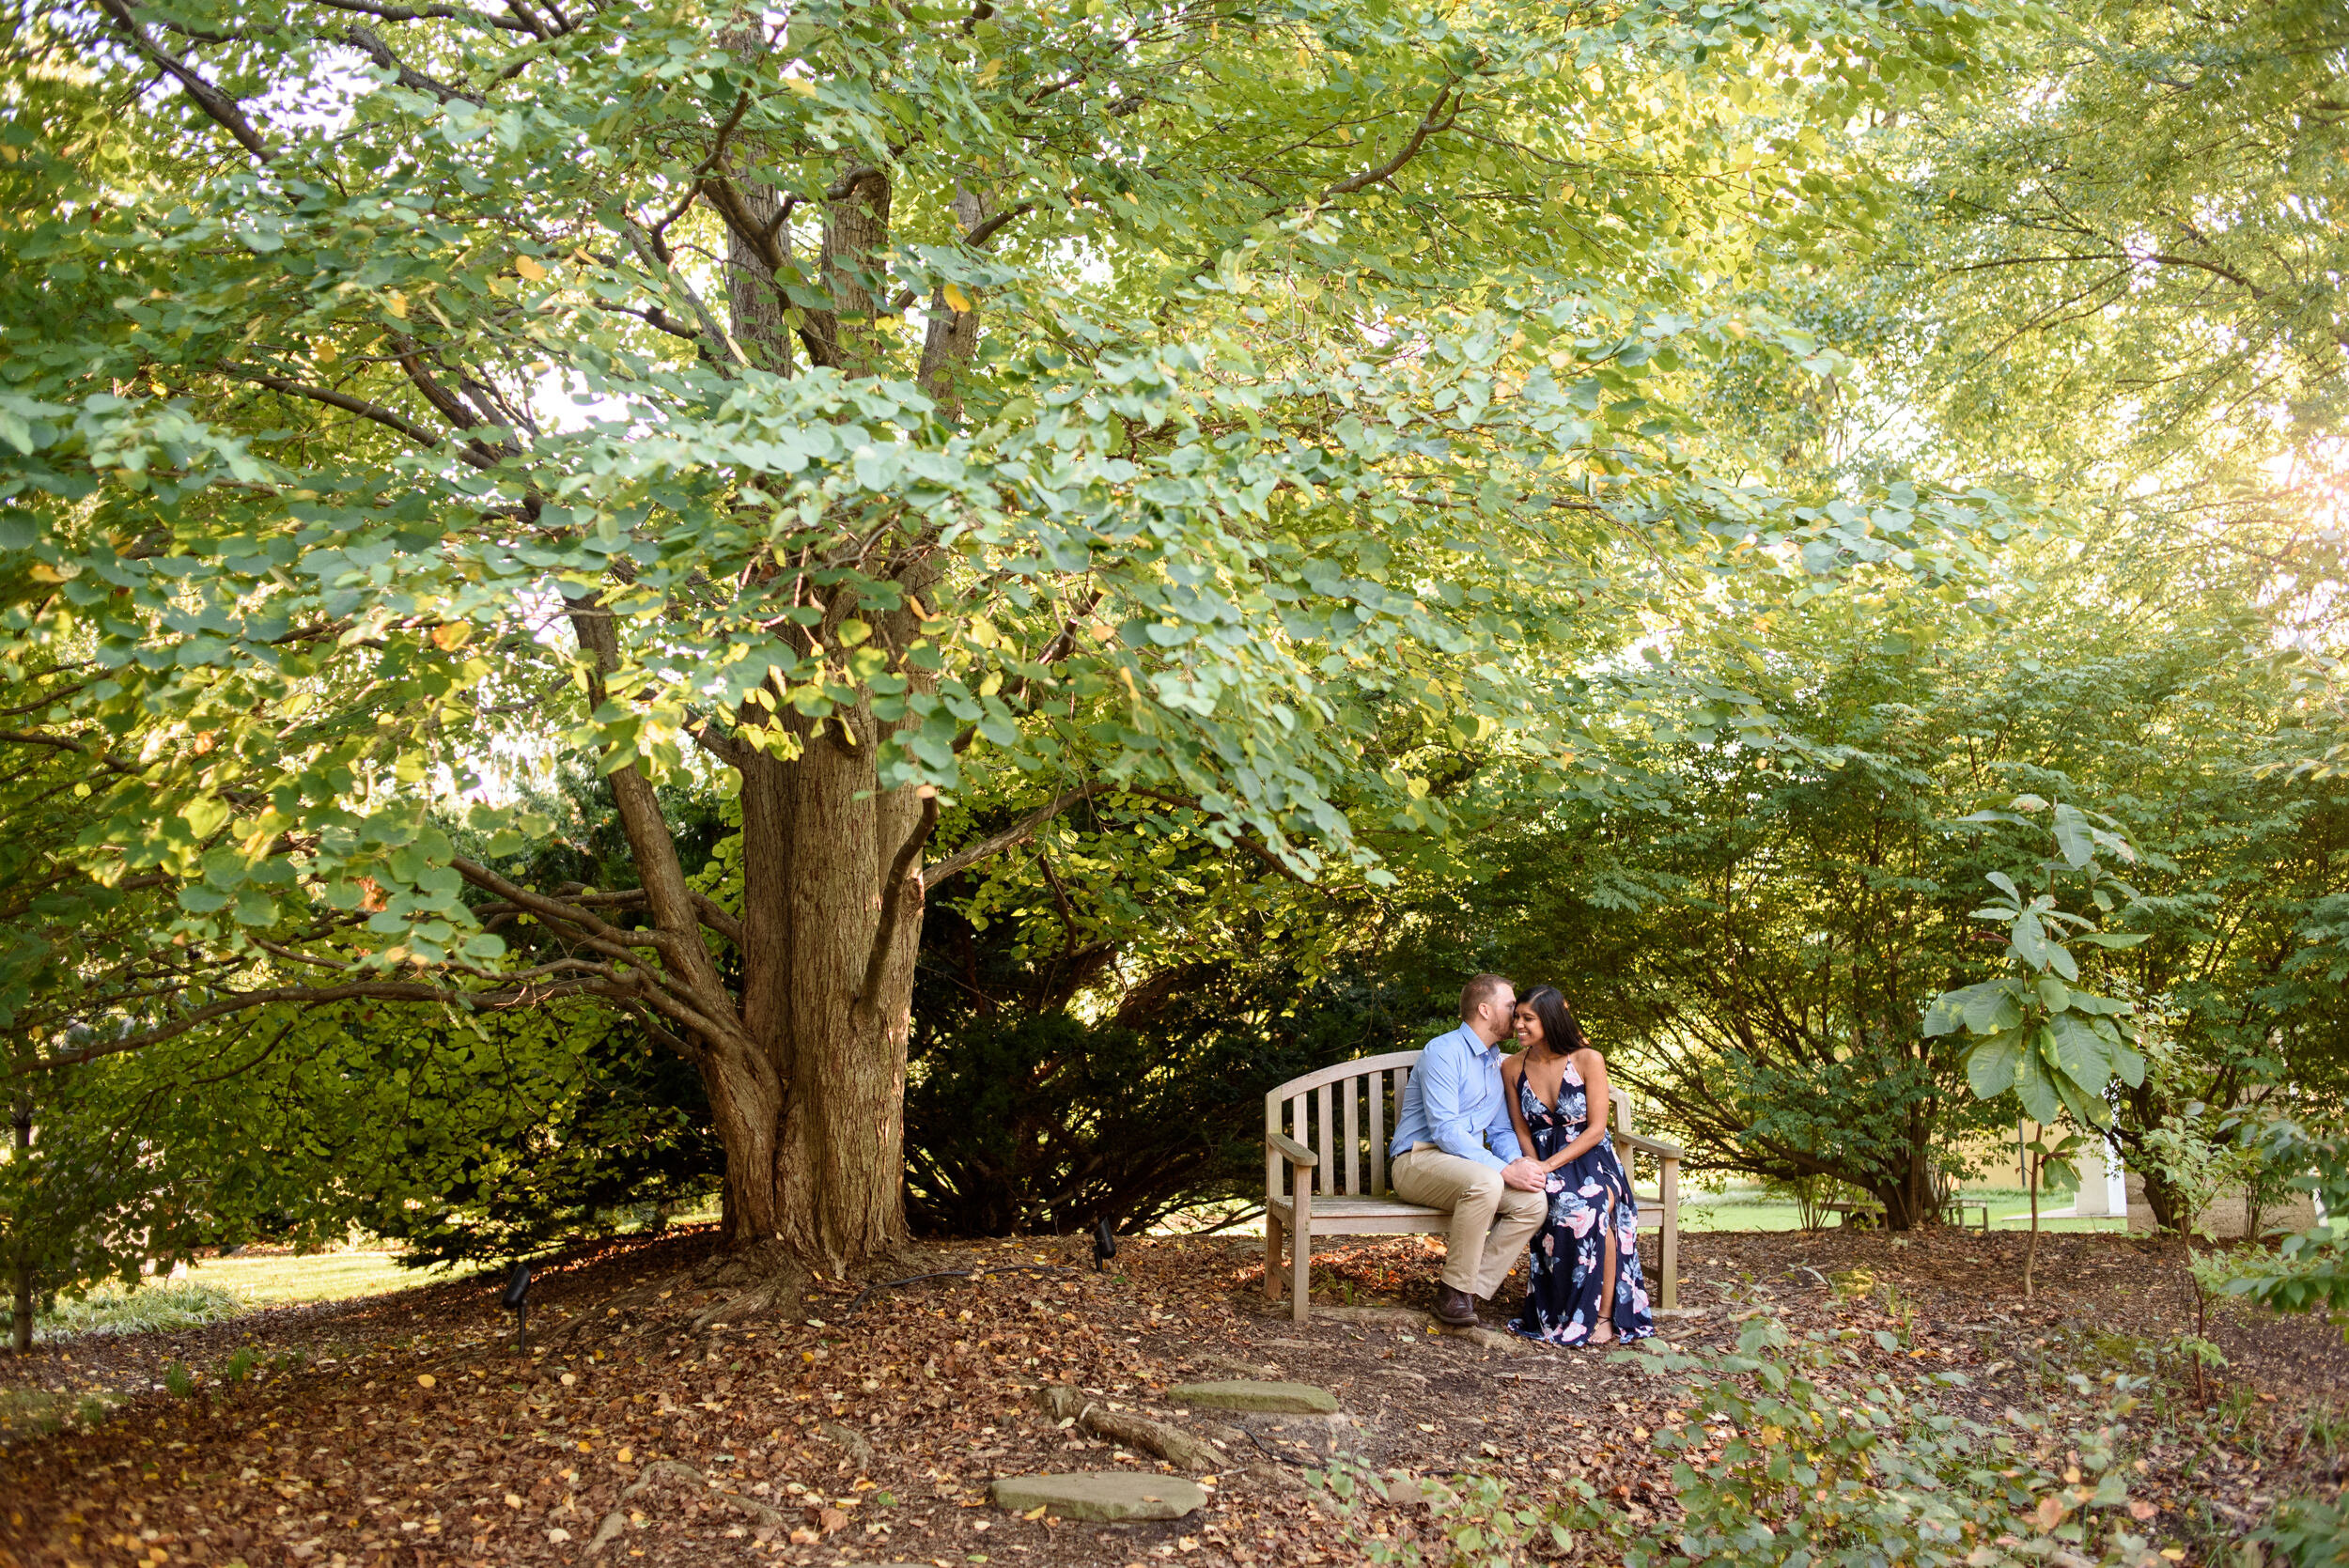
[1589,1191,1622,1344]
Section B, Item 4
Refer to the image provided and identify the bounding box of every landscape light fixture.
[1093,1217,1118,1273]
[502,1261,533,1356]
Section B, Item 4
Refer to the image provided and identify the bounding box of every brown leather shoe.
[1434,1283,1478,1327]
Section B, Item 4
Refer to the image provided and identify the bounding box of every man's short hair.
[1459,972,1514,1021]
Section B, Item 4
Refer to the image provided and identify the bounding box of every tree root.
[586,1459,786,1556]
[1035,1385,1221,1471]
[818,1420,876,1469]
[692,1256,810,1330]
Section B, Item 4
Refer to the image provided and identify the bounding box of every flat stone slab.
[989,1472,1206,1521]
[1166,1380,1338,1414]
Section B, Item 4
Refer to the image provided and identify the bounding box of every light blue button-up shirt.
[1387,1024,1525,1172]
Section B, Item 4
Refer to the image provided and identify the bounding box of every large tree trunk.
[10,1096,31,1354]
[716,722,926,1274]
[592,86,978,1278]
[1867,1117,1942,1232]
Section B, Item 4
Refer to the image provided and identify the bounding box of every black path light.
[502,1261,533,1356]
[1093,1216,1118,1273]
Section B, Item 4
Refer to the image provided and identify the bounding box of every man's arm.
[1421,1035,1507,1171]
[1484,1072,1526,1163]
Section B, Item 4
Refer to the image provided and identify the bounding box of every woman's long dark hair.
[1517,985,1588,1058]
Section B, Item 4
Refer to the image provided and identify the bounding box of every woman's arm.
[1501,1056,1538,1173]
[1543,1049,1612,1170]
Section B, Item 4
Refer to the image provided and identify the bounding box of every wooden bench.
[1263,1048,1683,1325]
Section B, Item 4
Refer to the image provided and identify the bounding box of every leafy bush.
[905,1009,1316,1235]
[2252,1492,2349,1568]
[36,1280,242,1343]
[1318,1315,2166,1568]
[906,970,1409,1235]
[2209,1114,2349,1323]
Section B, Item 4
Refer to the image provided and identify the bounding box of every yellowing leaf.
[382,290,409,319]
[415,1374,435,1389]
[785,76,817,97]
[942,284,973,314]
[977,58,1002,84]
[430,621,473,651]
[514,256,548,281]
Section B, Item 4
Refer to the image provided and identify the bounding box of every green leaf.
[1924,980,2024,1037]
[2015,1032,2062,1125]
[2049,1059,2112,1129]
[1966,1028,2027,1100]
[2046,1012,2112,1092]
[2074,931,2149,948]
[2052,802,2095,868]
[2010,910,2050,969]
[2036,975,2070,1012]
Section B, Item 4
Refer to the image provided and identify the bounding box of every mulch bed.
[0,1223,2342,1567]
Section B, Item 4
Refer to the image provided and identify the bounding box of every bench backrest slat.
[1343,1076,1361,1195]
[1316,1080,1334,1196]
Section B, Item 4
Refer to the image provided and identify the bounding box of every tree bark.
[10,1096,31,1354]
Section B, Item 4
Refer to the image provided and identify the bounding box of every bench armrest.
[1266,1131,1319,1169]
[1617,1131,1686,1159]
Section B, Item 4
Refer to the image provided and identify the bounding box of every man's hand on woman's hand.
[1501,1157,1548,1192]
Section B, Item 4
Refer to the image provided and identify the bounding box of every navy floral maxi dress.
[1507,1062,1654,1346]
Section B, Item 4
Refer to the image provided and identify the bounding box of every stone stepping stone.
[988,1472,1207,1521]
[1167,1379,1339,1415]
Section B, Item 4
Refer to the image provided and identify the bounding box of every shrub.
[1318,1315,2166,1568]
[2252,1492,2349,1568]
[904,972,1396,1235]
[35,1280,242,1343]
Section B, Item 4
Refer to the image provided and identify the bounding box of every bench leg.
[1659,1157,1679,1312]
[1264,1210,1284,1302]
[1290,1204,1311,1325]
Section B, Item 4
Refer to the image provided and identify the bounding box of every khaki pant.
[1392,1145,1548,1297]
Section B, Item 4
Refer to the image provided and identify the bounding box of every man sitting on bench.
[1388,973,1549,1327]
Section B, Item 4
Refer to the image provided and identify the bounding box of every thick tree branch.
[17,981,464,1072]
[303,0,536,31]
[923,784,1106,886]
[97,0,272,162]
[232,365,493,469]
[335,23,482,103]
[1317,84,1460,200]
[858,790,940,1009]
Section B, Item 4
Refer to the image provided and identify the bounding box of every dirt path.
[0,1225,2340,1567]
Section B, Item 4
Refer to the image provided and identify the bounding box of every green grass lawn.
[1675,1188,2129,1234]
[34,1250,468,1342]
[181,1250,463,1306]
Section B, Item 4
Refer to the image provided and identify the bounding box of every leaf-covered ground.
[0,1224,2341,1567]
